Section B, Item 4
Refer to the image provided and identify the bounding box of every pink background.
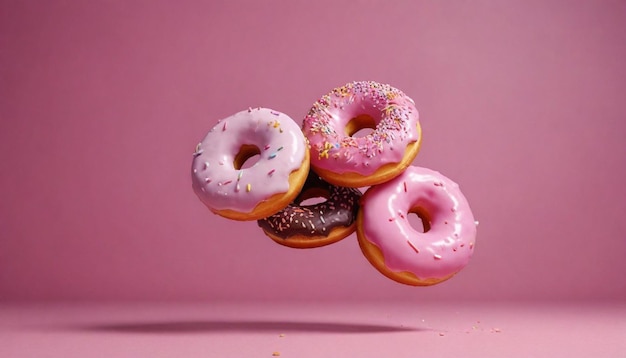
[1,0,625,303]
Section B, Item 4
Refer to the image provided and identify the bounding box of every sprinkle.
[475,220,480,226]
[222,122,227,131]
[246,183,251,192]
[439,332,445,337]
[301,222,306,228]
[235,184,240,192]
[320,216,326,224]
[205,178,212,183]
[279,334,285,337]
[308,220,315,229]
[407,240,420,253]
[398,211,405,219]
[237,171,243,181]
[434,254,442,260]
[268,169,275,176]
[470,242,474,249]
[247,107,252,112]
[268,153,277,159]
[491,328,501,333]
[434,182,444,187]
[273,120,280,128]
[264,144,271,150]
[388,218,395,222]
[272,352,281,356]
[403,182,407,192]
[277,146,283,151]
[279,128,283,133]
[204,162,210,169]
[271,111,280,116]
[193,148,203,157]
[222,180,232,185]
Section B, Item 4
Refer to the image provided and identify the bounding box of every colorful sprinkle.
[222,122,227,131]
[434,254,442,260]
[268,153,277,159]
[268,169,275,176]
[237,171,243,181]
[407,240,420,253]
[403,181,407,192]
[204,162,210,169]
[246,183,251,192]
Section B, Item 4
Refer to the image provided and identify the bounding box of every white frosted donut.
[191,108,310,221]
[357,166,478,286]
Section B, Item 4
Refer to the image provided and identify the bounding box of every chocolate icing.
[257,173,361,238]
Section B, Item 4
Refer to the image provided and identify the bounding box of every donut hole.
[408,207,432,233]
[345,114,377,138]
[297,188,330,206]
[233,144,261,169]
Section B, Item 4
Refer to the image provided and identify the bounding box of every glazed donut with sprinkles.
[302,81,422,187]
[191,108,309,221]
[257,173,361,249]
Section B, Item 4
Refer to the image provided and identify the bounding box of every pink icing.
[361,166,477,280]
[191,108,306,213]
[302,81,419,175]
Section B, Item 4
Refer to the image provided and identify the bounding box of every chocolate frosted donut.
[257,174,362,248]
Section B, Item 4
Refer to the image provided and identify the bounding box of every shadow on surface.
[78,319,425,334]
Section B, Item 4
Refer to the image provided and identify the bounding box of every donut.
[257,173,362,249]
[302,81,421,187]
[356,166,477,286]
[191,108,310,221]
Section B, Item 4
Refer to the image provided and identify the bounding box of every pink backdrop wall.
[1,0,625,302]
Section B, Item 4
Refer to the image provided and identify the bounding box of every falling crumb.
[492,328,501,333]
[272,352,281,356]
[439,332,445,336]
[279,334,285,338]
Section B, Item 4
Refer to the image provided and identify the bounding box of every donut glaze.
[302,81,421,187]
[191,108,309,220]
[357,166,477,286]
[257,173,361,248]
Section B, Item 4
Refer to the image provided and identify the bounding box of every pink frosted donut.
[191,108,310,221]
[302,81,421,187]
[357,166,478,286]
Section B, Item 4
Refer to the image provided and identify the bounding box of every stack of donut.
[191,81,477,286]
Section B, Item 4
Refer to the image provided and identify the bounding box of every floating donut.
[357,166,477,286]
[257,173,362,248]
[191,108,310,221]
[302,81,421,187]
